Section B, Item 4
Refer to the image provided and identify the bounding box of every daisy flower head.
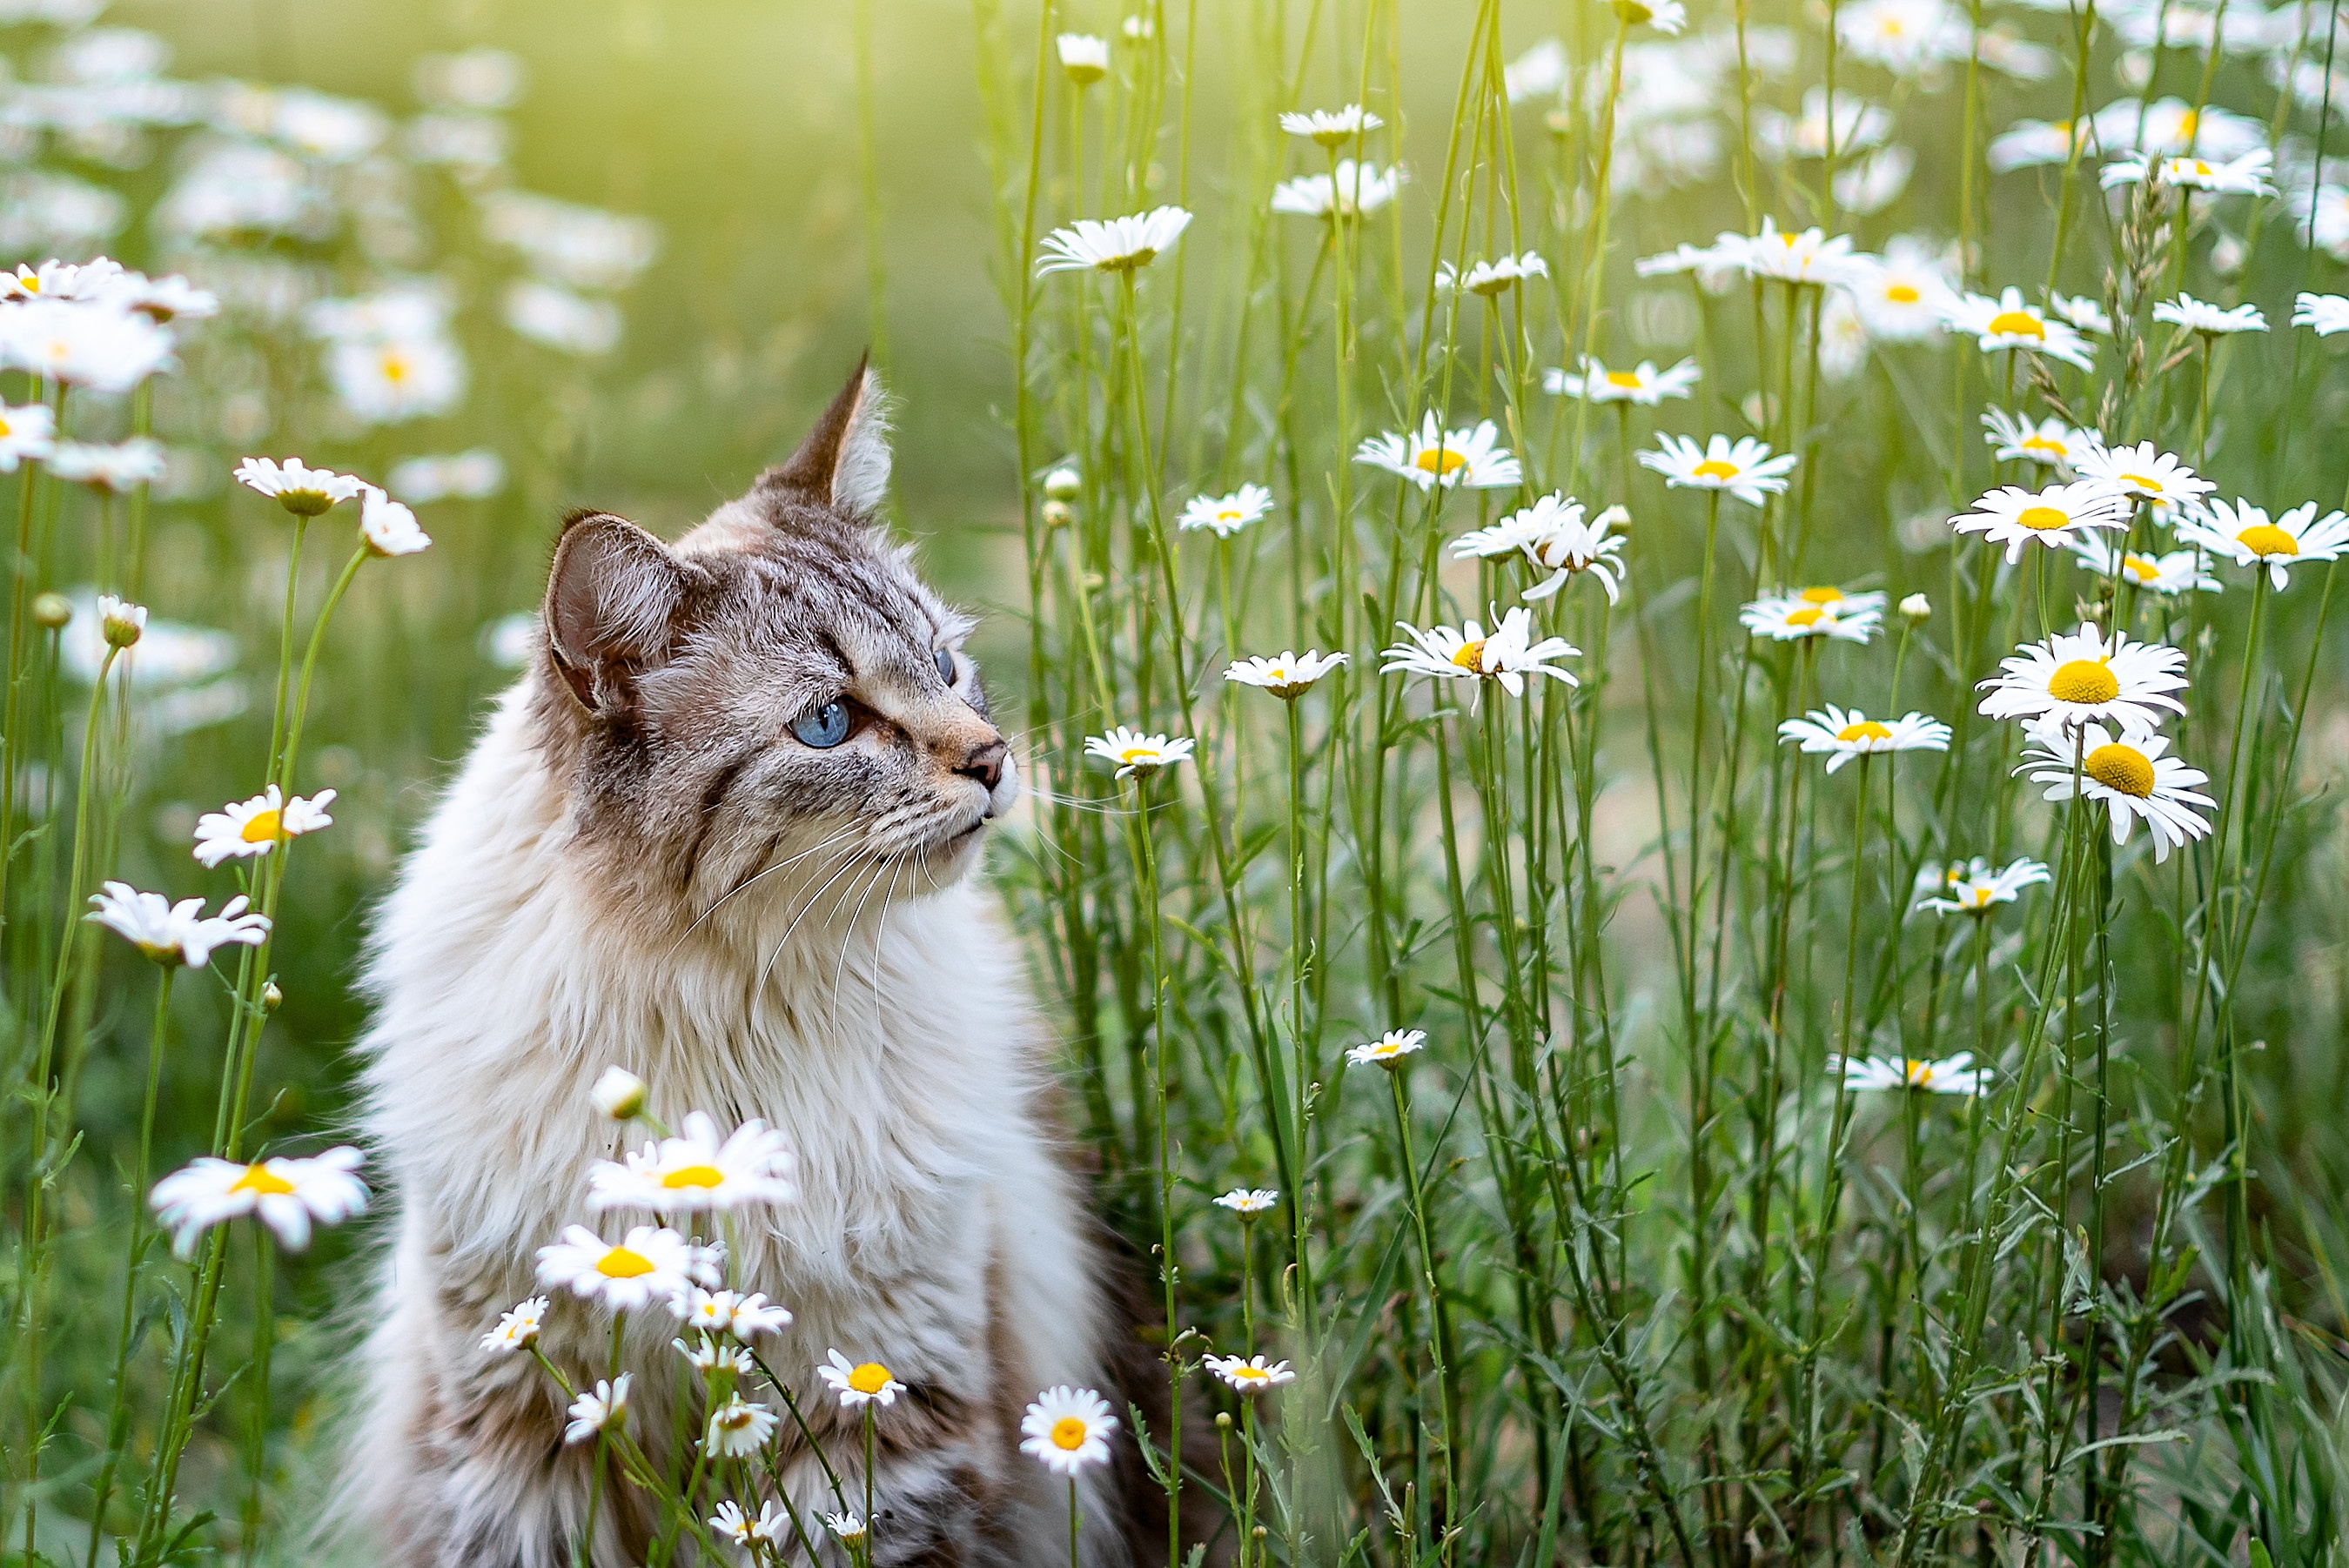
[1977,621,2187,736]
[1519,499,1630,605]
[1020,1385,1118,1476]
[1732,217,1876,288]
[564,1375,632,1444]
[233,457,368,518]
[2066,533,2218,595]
[675,1286,794,1338]
[150,1146,367,1256]
[1213,1187,1281,1216]
[1178,483,1273,537]
[588,1110,797,1216]
[1982,407,2099,470]
[2020,720,2214,861]
[2048,292,2112,335]
[1916,856,2052,915]
[1036,205,1192,276]
[1639,432,1798,507]
[1382,607,1579,696]
[359,486,432,557]
[1055,32,1110,85]
[191,785,338,868]
[1778,705,1952,772]
[1830,1053,1993,1095]
[705,1395,780,1458]
[1543,355,1700,405]
[1225,649,1348,699]
[98,594,145,648]
[49,439,167,494]
[708,1500,757,1549]
[825,1513,869,1548]
[536,1223,714,1313]
[1270,158,1406,219]
[1849,241,1957,341]
[2178,498,2349,589]
[1084,726,1195,780]
[0,401,57,471]
[2292,293,2349,336]
[1611,0,1689,30]
[709,1499,789,1551]
[821,1349,907,1409]
[481,1297,550,1354]
[1354,413,1521,492]
[2151,293,2266,336]
[2070,440,2215,522]
[0,299,174,393]
[1205,1355,1298,1395]
[2101,146,2273,194]
[1279,104,1384,149]
[1950,479,2129,564]
[1345,1029,1428,1069]
[85,882,269,969]
[1438,251,1551,297]
[1738,586,1886,642]
[591,1065,648,1120]
[674,1333,754,1377]
[1942,287,2097,368]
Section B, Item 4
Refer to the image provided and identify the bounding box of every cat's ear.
[543,511,694,715]
[767,356,891,516]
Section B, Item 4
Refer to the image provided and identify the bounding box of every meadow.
[1,0,2347,1565]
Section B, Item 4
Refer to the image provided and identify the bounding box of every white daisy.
[98,594,145,647]
[675,1286,794,1338]
[1345,1029,1427,1068]
[233,456,368,518]
[2066,534,2218,595]
[2070,439,2215,521]
[1279,104,1384,148]
[704,1396,780,1458]
[1950,480,2129,564]
[1455,493,1629,604]
[2151,293,2266,336]
[1778,705,1952,772]
[708,1500,759,1549]
[1084,727,1195,780]
[1612,0,1689,32]
[2177,498,2349,589]
[480,1296,550,1354]
[1204,1355,1298,1394]
[1977,621,2188,736]
[588,1111,797,1215]
[359,486,432,557]
[2100,147,2273,194]
[564,1375,632,1445]
[1916,857,2052,916]
[710,1500,790,1550]
[1738,586,1886,642]
[49,439,166,494]
[2019,720,2213,861]
[1212,1188,1281,1216]
[1638,433,1798,507]
[1225,649,1348,699]
[1354,414,1521,491]
[535,1224,714,1313]
[591,1066,647,1120]
[1542,355,1700,405]
[1437,251,1550,297]
[674,1334,754,1377]
[0,402,57,471]
[1982,407,2098,469]
[2048,292,2113,335]
[149,1146,367,1256]
[1730,217,1876,288]
[191,785,338,868]
[1381,607,1579,696]
[1270,159,1405,219]
[1829,1053,1993,1095]
[1849,238,1957,341]
[2292,292,2349,336]
[1055,32,1109,84]
[84,882,270,969]
[1035,206,1193,275]
[1941,287,2097,368]
[0,299,174,393]
[1178,483,1274,536]
[825,1513,869,1547]
[819,1349,907,1409]
[1020,1386,1118,1475]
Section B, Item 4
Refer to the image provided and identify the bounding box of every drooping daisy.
[1941,287,2097,368]
[588,1111,797,1216]
[1982,407,2098,470]
[149,1146,368,1256]
[1279,104,1384,148]
[0,401,57,471]
[480,1296,549,1354]
[1212,1188,1280,1216]
[1055,32,1110,85]
[1345,1029,1427,1068]
[1225,650,1348,699]
[2151,293,2266,336]
[1019,1386,1119,1476]
[1269,159,1405,219]
[1611,0,1689,32]
[674,1334,754,1377]
[591,1066,648,1120]
[1353,414,1522,491]
[1639,432,1799,507]
[233,455,368,518]
[825,1513,869,1547]
[1916,856,2051,916]
[1777,705,1952,771]
[1204,1355,1298,1395]
[1829,1053,1993,1095]
[2019,720,2214,861]
[1035,206,1193,275]
[359,486,432,557]
[1437,251,1550,297]
[1542,355,1700,405]
[191,785,338,868]
[704,1396,780,1458]
[99,595,146,647]
[2070,439,2214,521]
[1084,727,1196,780]
[1738,586,1887,643]
[564,1375,632,1445]
[84,882,271,969]
[2292,292,2349,336]
[536,1223,714,1312]
[2066,534,2218,596]
[1382,607,1579,696]
[820,1349,908,1409]
[2177,498,2349,589]
[1977,621,2188,736]
[1455,493,1629,604]
[1950,480,2129,563]
[1178,483,1274,536]
[675,1286,794,1338]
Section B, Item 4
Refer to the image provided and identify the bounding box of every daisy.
[2066,534,2218,595]
[1204,1355,1298,1394]
[1270,159,1406,219]
[536,1224,713,1312]
[1382,607,1579,696]
[1941,288,2097,368]
[99,594,146,647]
[0,402,57,471]
[820,1349,907,1409]
[564,1375,631,1445]
[191,785,338,868]
[1830,1053,1993,1095]
[359,486,432,557]
[1778,705,1952,772]
[2292,293,2349,336]
[1639,432,1798,506]
[1738,586,1885,642]
[150,1146,367,1256]
[710,1500,790,1551]
[2151,293,2266,336]
[1950,480,2129,564]
[1977,621,2188,736]
[2070,440,2215,521]
[1438,251,1550,296]
[0,299,174,393]
[2048,292,2112,335]
[592,1065,648,1120]
[1084,727,1195,780]
[708,1500,759,1549]
[1055,32,1109,84]
[676,1286,795,1338]
[1849,238,1957,341]
[1345,1029,1427,1068]
[1178,483,1274,536]
[588,1110,797,1215]
[1279,104,1384,148]
[825,1513,869,1548]
[704,1396,780,1458]
[2020,720,2213,861]
[1225,650,1347,699]
[1728,218,1876,289]
[2099,147,2273,194]
[1035,206,1193,275]
[233,456,368,518]
[1354,414,1521,491]
[48,439,166,493]
[480,1296,549,1354]
[675,1334,754,1377]
[1518,502,1630,604]
[1982,407,2098,469]
[84,882,270,969]
[2177,498,2349,589]
[1019,1386,1119,1475]
[1612,0,1689,32]
[1916,856,2051,916]
[1542,355,1700,405]
[1213,1188,1281,1216]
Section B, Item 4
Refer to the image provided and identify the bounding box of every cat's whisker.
[674,821,867,950]
[832,854,897,1008]
[758,842,878,990]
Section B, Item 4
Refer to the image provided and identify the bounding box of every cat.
[341,363,1155,1568]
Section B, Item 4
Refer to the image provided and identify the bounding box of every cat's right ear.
[543,511,693,716]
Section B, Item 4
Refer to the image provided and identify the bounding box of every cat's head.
[531,360,1016,928]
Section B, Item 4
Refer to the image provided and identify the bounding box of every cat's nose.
[956,738,1008,793]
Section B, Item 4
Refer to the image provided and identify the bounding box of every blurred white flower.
[97,593,144,647]
[587,1110,797,1215]
[414,47,527,111]
[1271,159,1405,218]
[0,298,172,392]
[1544,355,1699,405]
[1981,408,2097,469]
[326,333,466,426]
[1832,1054,1992,1095]
[2292,292,2349,336]
[563,1375,632,1444]
[1212,1188,1280,1216]
[1345,1029,1426,1068]
[704,1396,778,1457]
[150,1146,366,1256]
[389,448,505,504]
[0,403,57,472]
[359,487,432,558]
[504,279,621,355]
[2066,535,2218,595]
[49,438,165,493]
[480,1296,549,1353]
[1438,251,1549,296]
[2151,293,2266,335]
[234,456,366,517]
[85,882,269,968]
[591,1065,648,1119]
[480,191,661,291]
[1204,1355,1297,1394]
[1056,32,1111,84]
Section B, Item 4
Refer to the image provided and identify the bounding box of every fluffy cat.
[342,365,1148,1567]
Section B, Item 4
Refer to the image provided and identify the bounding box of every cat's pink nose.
[956,738,1007,793]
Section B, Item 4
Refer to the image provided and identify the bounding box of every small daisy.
[1269,159,1406,219]
[2048,292,2113,336]
[710,1500,790,1550]
[233,456,368,518]
[2151,293,2266,336]
[1778,705,1952,772]
[2177,498,2349,589]
[1225,649,1348,699]
[99,595,145,647]
[1977,621,2188,736]
[1178,483,1274,536]
[825,1513,869,1548]
[1915,856,2052,915]
[1950,480,2129,564]
[1437,251,1550,297]
[675,1335,754,1377]
[191,786,338,868]
[0,402,57,471]
[2070,440,2214,521]
[1849,243,1956,341]
[1542,355,1700,405]
[1055,32,1110,84]
[1345,1029,1427,1068]
[1942,287,2097,368]
[536,1224,714,1312]
[1084,727,1196,780]
[1382,606,1579,696]
[1731,218,1876,289]
[587,1110,798,1215]
[359,486,432,557]
[1982,407,2098,470]
[1019,1385,1119,1475]
[1455,493,1628,604]
[84,882,270,969]
[705,1395,780,1458]
[1639,433,1798,507]
[591,1066,648,1120]
[1213,1188,1281,1216]
[675,1286,794,1338]
[49,439,167,494]
[2066,534,2218,596]
[708,1501,758,1549]
[149,1146,367,1256]
[1830,1054,1993,1095]
[1204,1355,1298,1394]
[480,1296,550,1354]
[1036,206,1193,275]
[2019,720,2214,861]
[1279,104,1384,148]
[1612,0,1689,30]
[564,1375,632,1445]
[1738,586,1886,643]
[1354,414,1522,491]
[2100,147,2273,194]
[2291,293,2349,336]
[820,1349,907,1409]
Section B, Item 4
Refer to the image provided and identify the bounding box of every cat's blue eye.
[792,700,851,749]
[934,647,956,685]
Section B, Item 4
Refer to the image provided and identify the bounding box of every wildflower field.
[3,0,2349,1564]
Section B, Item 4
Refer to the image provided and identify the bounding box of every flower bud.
[99,593,146,648]
[31,592,71,631]
[1043,465,1082,501]
[592,1064,648,1120]
[262,980,284,1011]
[1596,504,1631,532]
[1898,593,1930,621]
[1042,499,1074,530]
[1215,1411,1232,1430]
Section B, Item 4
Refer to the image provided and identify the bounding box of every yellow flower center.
[1450,638,1487,671]
[2016,506,2071,532]
[1103,246,1158,271]
[1786,606,1826,627]
[2046,658,2119,704]
[1215,506,1244,523]
[2120,472,2163,493]
[1692,459,1739,480]
[2188,158,2213,178]
[2237,523,2299,557]
[597,1245,656,1278]
[0,418,10,437]
[1969,886,1996,908]
[848,1363,894,1395]
[2178,111,2199,136]
[1904,1060,1934,1085]
[229,1163,295,1196]
[661,1164,727,1189]
[1986,310,2046,339]
[2124,554,2160,582]
[239,808,284,844]
[1605,370,1643,388]
[1884,283,1921,304]
[379,351,410,384]
[1798,586,1843,603]
[1117,746,1158,765]
[1232,1365,1271,1383]
[2021,435,2065,456]
[2084,741,2156,798]
[1050,1416,1089,1450]
[1414,446,1470,475]
[1836,720,1892,742]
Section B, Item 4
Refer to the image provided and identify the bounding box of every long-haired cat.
[343,365,1151,1567]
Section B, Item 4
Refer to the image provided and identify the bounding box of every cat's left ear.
[766,356,891,517]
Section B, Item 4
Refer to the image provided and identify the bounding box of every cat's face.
[533,365,1017,928]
